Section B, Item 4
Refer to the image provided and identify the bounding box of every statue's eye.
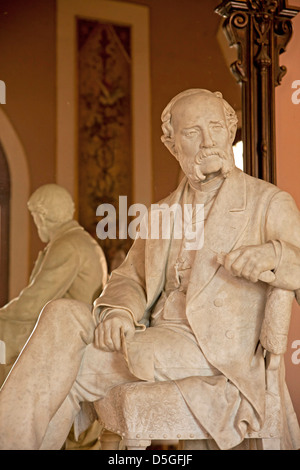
[183,130,197,138]
[210,123,223,131]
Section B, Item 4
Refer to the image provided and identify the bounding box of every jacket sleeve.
[0,238,81,322]
[94,236,148,327]
[264,190,300,295]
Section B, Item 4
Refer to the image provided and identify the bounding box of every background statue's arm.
[0,238,81,321]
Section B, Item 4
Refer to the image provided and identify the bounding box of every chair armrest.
[265,350,281,371]
[260,287,294,354]
[264,349,283,397]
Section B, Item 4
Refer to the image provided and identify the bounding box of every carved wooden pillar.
[216,0,299,183]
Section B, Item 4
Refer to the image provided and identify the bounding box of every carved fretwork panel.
[216,0,299,183]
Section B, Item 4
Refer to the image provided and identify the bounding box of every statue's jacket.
[95,167,300,449]
[0,220,107,372]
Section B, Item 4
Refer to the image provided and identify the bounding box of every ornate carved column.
[216,0,299,183]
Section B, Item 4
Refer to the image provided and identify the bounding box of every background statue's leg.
[0,299,95,450]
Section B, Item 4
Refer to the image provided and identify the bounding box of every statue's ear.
[228,122,237,145]
[162,138,178,159]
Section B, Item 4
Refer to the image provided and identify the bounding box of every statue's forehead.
[172,95,225,127]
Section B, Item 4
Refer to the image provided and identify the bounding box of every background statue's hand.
[94,311,135,352]
[217,243,277,283]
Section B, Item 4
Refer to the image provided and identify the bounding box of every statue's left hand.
[94,311,135,352]
[218,242,277,283]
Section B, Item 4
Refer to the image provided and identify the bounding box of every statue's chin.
[199,155,223,176]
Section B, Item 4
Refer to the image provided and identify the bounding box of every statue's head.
[27,184,75,243]
[161,89,238,188]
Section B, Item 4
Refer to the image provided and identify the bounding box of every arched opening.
[0,142,10,305]
[0,108,30,299]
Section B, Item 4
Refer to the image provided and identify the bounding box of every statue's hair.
[161,89,238,155]
[27,184,75,224]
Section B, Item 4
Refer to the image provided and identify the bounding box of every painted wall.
[276,8,300,425]
[0,0,240,274]
[0,0,56,265]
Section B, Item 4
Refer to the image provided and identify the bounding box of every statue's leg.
[39,340,137,450]
[0,299,95,450]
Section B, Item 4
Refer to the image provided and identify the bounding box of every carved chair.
[93,288,295,450]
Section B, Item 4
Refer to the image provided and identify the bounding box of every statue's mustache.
[195,148,228,163]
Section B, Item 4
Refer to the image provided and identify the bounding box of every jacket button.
[225,330,234,339]
[214,298,223,307]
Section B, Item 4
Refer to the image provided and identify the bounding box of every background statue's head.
[27,184,75,243]
[161,89,238,185]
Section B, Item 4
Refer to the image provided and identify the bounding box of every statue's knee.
[40,299,92,324]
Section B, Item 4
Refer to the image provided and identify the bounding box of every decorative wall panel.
[77,18,133,269]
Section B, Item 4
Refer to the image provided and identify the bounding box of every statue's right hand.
[94,311,135,352]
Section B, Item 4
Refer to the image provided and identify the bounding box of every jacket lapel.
[144,168,249,308]
[145,177,189,308]
[187,168,249,305]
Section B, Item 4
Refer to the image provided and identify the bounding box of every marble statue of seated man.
[0,89,300,450]
[0,183,107,384]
